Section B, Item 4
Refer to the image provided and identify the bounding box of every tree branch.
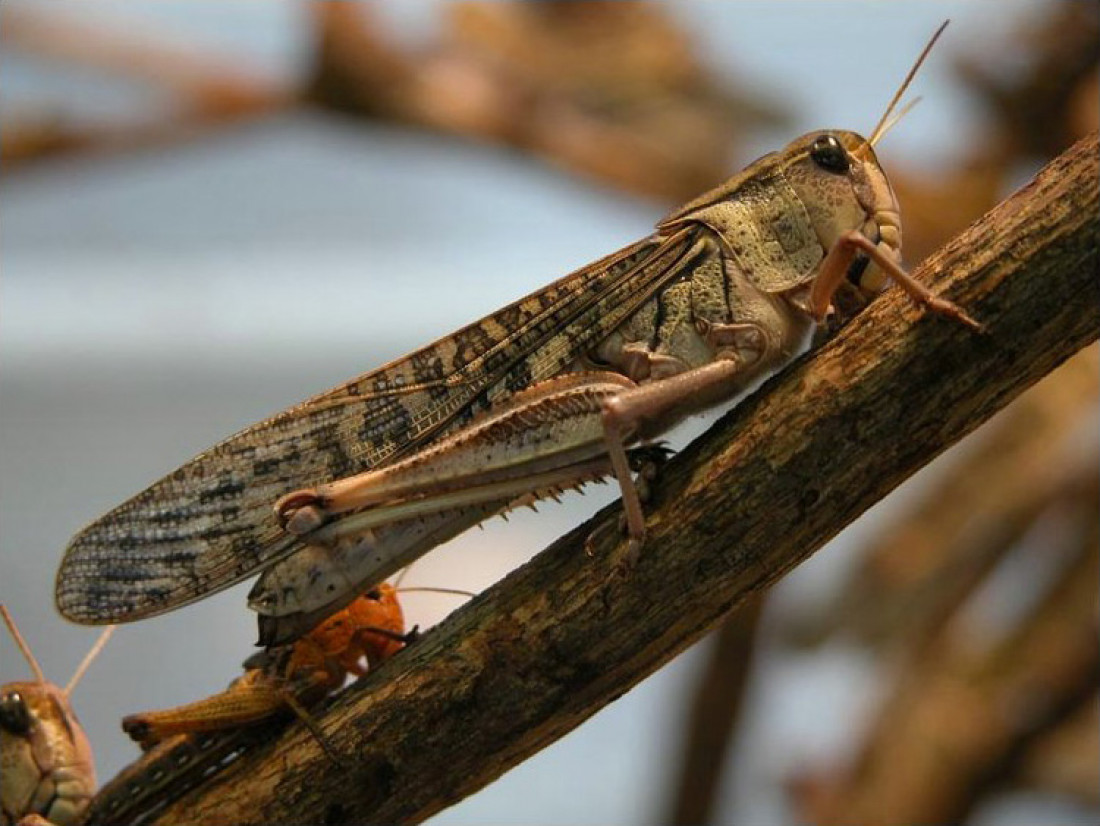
[139,132,1098,825]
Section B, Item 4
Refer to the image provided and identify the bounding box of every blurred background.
[1,2,1097,824]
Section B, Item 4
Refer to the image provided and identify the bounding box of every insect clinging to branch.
[118,582,413,751]
[55,22,978,648]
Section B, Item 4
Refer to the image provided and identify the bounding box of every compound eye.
[810,134,850,174]
[0,691,31,735]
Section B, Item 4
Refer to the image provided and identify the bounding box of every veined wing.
[55,225,705,624]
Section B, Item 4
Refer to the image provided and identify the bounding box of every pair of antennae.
[861,20,949,153]
[1,604,114,697]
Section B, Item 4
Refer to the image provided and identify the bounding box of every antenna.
[397,586,477,600]
[64,625,115,697]
[864,20,949,151]
[390,560,475,599]
[1,604,47,685]
[872,96,923,148]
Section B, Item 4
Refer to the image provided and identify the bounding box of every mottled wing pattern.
[56,228,703,623]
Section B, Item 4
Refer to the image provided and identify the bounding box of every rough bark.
[140,132,1098,825]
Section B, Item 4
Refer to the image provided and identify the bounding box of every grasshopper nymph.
[56,23,978,646]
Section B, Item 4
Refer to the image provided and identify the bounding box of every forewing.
[55,227,703,623]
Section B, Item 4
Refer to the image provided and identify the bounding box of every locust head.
[783,128,902,300]
[782,20,949,314]
[1,680,94,825]
[1,606,109,826]
[659,23,945,320]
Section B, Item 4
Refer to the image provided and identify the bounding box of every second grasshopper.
[55,23,978,647]
[1,606,112,826]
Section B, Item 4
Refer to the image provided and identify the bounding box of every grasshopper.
[120,584,408,750]
[117,582,459,750]
[120,581,471,750]
[55,23,978,647]
[1,607,112,826]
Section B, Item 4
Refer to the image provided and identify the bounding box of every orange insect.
[121,583,409,749]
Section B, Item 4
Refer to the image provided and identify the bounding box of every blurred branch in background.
[1012,693,1099,805]
[3,0,1094,211]
[307,2,787,201]
[954,0,1100,160]
[664,596,763,826]
[0,6,291,165]
[2,1,786,203]
[791,482,1098,825]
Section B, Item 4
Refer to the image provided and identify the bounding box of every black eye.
[810,134,849,174]
[365,589,382,601]
[0,691,31,735]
